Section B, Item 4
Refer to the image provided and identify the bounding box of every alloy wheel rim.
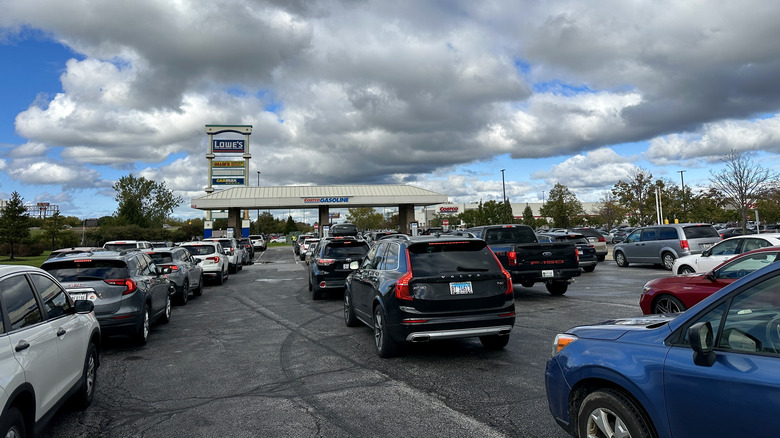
[343,295,350,321]
[374,312,383,349]
[86,353,96,395]
[586,407,630,438]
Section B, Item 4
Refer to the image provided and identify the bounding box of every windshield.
[184,245,217,256]
[43,260,128,281]
[104,243,140,251]
[408,241,500,277]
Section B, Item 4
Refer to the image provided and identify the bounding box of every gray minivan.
[613,223,721,270]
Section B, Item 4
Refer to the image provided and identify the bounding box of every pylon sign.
[205,125,252,193]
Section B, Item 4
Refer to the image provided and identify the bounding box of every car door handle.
[57,328,67,337]
[15,341,30,352]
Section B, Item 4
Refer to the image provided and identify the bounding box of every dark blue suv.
[344,235,515,358]
[545,260,780,437]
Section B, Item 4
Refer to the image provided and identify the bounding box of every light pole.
[500,169,507,203]
[678,170,686,220]
[256,171,261,234]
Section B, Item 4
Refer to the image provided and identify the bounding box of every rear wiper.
[76,276,105,281]
[456,266,489,272]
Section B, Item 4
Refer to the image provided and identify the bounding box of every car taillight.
[575,247,580,263]
[317,258,336,266]
[395,271,413,300]
[680,240,690,251]
[597,236,606,242]
[501,266,513,295]
[206,256,221,263]
[105,278,137,295]
[164,264,178,271]
[508,251,517,266]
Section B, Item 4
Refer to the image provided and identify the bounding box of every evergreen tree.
[522,204,535,227]
[539,183,584,228]
[0,191,31,260]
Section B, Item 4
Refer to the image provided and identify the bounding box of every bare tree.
[709,150,779,233]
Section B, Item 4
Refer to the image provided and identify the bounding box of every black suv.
[344,235,515,357]
[41,250,174,345]
[307,236,370,300]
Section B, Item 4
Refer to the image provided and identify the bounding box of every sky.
[1,0,780,223]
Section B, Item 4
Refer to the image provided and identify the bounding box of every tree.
[597,192,627,229]
[539,183,584,228]
[284,216,297,234]
[114,174,183,228]
[41,211,66,250]
[709,150,780,233]
[522,204,535,227]
[0,191,31,260]
[612,168,656,226]
[346,207,384,231]
[757,186,780,224]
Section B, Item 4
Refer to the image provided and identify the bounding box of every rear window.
[216,239,234,248]
[408,241,501,277]
[104,243,140,251]
[184,245,217,256]
[683,226,720,239]
[147,252,174,264]
[43,260,128,281]
[483,227,537,244]
[323,242,369,258]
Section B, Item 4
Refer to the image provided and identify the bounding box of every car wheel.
[229,264,236,274]
[178,279,189,305]
[597,255,606,262]
[159,293,172,324]
[480,334,510,350]
[545,281,568,296]
[373,306,399,358]
[193,275,204,296]
[678,265,695,275]
[308,275,313,291]
[311,281,322,300]
[344,290,360,327]
[217,270,224,285]
[134,304,151,345]
[0,407,25,438]
[74,342,98,409]
[615,251,629,267]
[520,281,534,288]
[652,295,686,314]
[583,265,596,273]
[662,252,676,270]
[577,389,653,438]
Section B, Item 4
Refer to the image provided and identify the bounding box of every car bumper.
[545,357,575,435]
[510,268,581,282]
[386,310,516,344]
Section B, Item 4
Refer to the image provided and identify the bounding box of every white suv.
[0,265,101,436]
[103,240,153,251]
[181,241,230,285]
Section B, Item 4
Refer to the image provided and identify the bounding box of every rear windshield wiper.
[76,276,106,281]
[456,266,489,272]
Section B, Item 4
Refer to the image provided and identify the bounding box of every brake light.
[163,264,178,271]
[395,271,413,300]
[105,278,137,295]
[317,258,336,266]
[508,250,517,266]
[206,256,221,263]
[575,247,580,263]
[680,240,690,251]
[597,236,606,243]
[490,248,514,295]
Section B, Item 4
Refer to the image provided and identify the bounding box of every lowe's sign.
[304,197,350,204]
[213,139,245,153]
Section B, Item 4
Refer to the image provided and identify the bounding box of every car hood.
[568,314,678,341]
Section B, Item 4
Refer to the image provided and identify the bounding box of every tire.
[652,295,686,314]
[217,270,224,285]
[597,255,606,262]
[583,265,596,273]
[178,279,189,305]
[678,265,695,275]
[229,264,237,274]
[374,305,400,358]
[480,334,510,350]
[615,251,629,267]
[577,389,654,438]
[159,293,172,324]
[308,276,313,291]
[74,342,98,409]
[193,275,204,296]
[134,304,151,346]
[311,282,322,300]
[546,281,568,296]
[662,252,676,270]
[0,407,25,438]
[344,290,359,327]
[520,281,534,288]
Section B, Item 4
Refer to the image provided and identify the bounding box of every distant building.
[416,202,604,228]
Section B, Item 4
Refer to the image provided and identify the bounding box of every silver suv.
[613,223,721,270]
[0,266,101,437]
[42,250,174,345]
[146,247,204,305]
[204,238,243,273]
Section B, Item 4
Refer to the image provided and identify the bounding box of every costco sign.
[439,206,459,213]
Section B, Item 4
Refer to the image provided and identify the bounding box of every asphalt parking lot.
[43,244,671,437]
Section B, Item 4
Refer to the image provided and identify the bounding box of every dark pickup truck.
[467,224,581,295]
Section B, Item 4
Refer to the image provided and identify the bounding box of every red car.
[640,246,780,314]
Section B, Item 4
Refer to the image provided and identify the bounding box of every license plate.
[450,281,473,295]
[577,249,584,255]
[542,270,554,278]
[69,293,87,301]
[701,243,713,249]
[343,263,351,269]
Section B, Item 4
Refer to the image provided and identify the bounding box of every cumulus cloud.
[6,159,109,190]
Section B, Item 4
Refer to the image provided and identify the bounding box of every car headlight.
[552,333,578,356]
[641,281,652,295]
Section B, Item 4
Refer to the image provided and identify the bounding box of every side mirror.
[688,322,716,366]
[704,271,716,282]
[74,299,95,313]
[702,248,711,257]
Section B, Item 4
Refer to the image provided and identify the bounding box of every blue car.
[545,261,780,438]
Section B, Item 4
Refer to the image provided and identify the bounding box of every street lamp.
[678,170,686,220]
[256,171,261,234]
[500,169,506,203]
